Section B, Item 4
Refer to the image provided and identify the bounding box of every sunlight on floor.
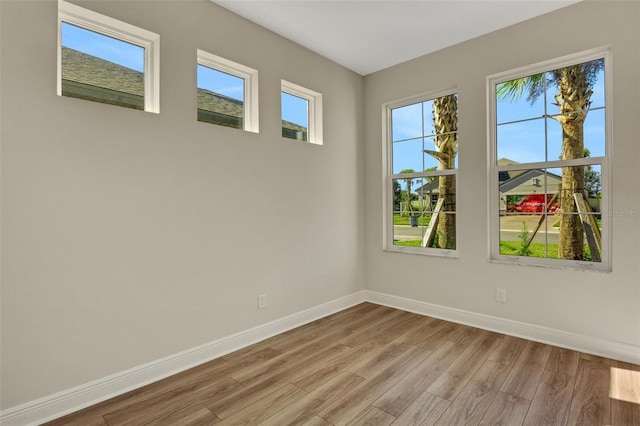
[609,367,640,404]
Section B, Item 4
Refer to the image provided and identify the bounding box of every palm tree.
[497,59,603,260]
[424,94,457,249]
[399,168,418,216]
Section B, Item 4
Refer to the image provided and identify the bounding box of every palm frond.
[496,73,546,104]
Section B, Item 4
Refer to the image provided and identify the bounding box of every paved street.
[394,214,560,243]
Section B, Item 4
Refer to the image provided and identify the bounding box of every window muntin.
[196,50,259,133]
[281,80,323,145]
[57,0,159,113]
[385,92,458,255]
[489,49,610,270]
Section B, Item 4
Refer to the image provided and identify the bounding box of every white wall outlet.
[258,294,267,309]
[496,288,507,303]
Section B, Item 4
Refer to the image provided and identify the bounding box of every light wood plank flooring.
[44,303,640,425]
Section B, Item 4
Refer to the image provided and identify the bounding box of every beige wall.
[364,1,639,348]
[0,0,364,409]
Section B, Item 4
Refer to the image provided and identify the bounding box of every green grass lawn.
[393,240,422,247]
[393,214,432,226]
[499,241,559,258]
[396,239,556,254]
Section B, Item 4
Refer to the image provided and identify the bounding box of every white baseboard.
[3,289,639,425]
[365,290,640,365]
[0,291,367,426]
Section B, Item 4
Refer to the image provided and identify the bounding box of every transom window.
[197,49,259,133]
[281,80,323,145]
[488,48,611,271]
[57,0,159,113]
[384,91,459,255]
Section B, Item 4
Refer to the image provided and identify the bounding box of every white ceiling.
[213,0,580,76]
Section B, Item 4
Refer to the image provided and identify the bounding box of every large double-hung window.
[488,48,611,271]
[384,91,458,255]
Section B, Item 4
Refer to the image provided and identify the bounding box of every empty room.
[1,0,639,424]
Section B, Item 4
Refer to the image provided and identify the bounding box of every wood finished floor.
[45,303,640,426]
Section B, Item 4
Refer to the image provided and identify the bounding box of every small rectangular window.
[57,0,159,113]
[281,80,322,145]
[197,50,259,133]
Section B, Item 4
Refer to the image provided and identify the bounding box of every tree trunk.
[554,65,591,260]
[432,95,457,249]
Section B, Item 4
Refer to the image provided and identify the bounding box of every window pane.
[500,168,560,213]
[499,213,555,258]
[546,118,563,162]
[393,139,423,174]
[497,117,546,164]
[392,103,423,142]
[584,108,606,157]
[282,92,309,141]
[584,164,602,205]
[496,77,545,124]
[197,64,244,129]
[61,22,144,110]
[589,69,606,109]
[545,60,605,114]
[391,176,456,250]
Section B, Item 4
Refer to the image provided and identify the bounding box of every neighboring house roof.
[497,157,517,166]
[414,179,438,195]
[497,158,527,182]
[62,47,143,96]
[62,47,308,134]
[499,168,562,195]
[197,88,242,117]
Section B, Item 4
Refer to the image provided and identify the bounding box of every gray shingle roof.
[197,88,242,117]
[62,47,309,133]
[62,47,143,96]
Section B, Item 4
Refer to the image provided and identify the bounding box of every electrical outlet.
[496,288,507,303]
[258,294,267,309]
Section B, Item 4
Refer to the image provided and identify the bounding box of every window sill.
[384,246,458,258]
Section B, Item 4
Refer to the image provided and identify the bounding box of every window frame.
[196,49,259,133]
[382,88,459,257]
[281,80,323,145]
[57,0,160,113]
[487,47,612,272]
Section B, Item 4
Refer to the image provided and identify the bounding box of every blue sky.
[281,92,308,128]
[197,65,244,101]
[62,22,144,72]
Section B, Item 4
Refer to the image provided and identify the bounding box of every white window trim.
[57,0,160,113]
[382,88,459,257]
[281,80,323,145]
[486,47,612,272]
[197,49,259,133]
